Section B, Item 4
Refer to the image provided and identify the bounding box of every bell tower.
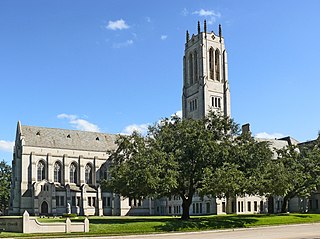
[182,21,231,119]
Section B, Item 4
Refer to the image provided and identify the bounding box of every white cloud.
[160,35,168,40]
[255,132,285,139]
[106,19,129,30]
[193,9,221,17]
[172,110,182,118]
[192,9,221,24]
[120,110,182,136]
[0,140,14,153]
[121,123,149,135]
[113,39,134,48]
[57,114,100,132]
[145,17,151,23]
[181,8,189,16]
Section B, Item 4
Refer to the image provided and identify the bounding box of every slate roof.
[20,124,118,152]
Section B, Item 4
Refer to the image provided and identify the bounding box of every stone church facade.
[9,123,155,216]
[9,21,318,216]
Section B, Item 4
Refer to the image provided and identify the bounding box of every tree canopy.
[0,160,11,215]
[265,138,320,213]
[105,112,273,219]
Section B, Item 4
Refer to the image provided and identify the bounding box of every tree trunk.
[281,195,289,213]
[181,197,192,220]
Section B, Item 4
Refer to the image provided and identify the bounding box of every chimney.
[242,123,251,134]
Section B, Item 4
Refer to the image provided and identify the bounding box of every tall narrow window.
[189,53,194,85]
[223,50,226,82]
[260,201,264,212]
[103,167,111,180]
[209,48,214,79]
[54,161,62,183]
[211,96,222,109]
[85,164,92,184]
[56,196,60,206]
[206,203,210,213]
[215,49,220,81]
[70,162,77,184]
[72,196,76,206]
[222,202,226,212]
[194,50,198,82]
[37,160,46,181]
[183,56,187,85]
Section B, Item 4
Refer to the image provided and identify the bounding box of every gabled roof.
[18,123,118,152]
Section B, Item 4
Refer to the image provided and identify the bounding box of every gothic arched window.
[223,50,227,81]
[54,161,62,183]
[215,49,220,81]
[85,164,93,184]
[37,160,46,181]
[189,53,194,85]
[70,162,78,184]
[183,56,187,85]
[209,48,214,80]
[194,50,198,82]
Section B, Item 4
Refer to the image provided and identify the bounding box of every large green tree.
[105,112,272,219]
[200,132,273,211]
[266,139,320,213]
[0,160,11,215]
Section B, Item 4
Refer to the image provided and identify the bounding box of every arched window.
[215,49,220,81]
[183,56,187,85]
[223,50,227,81]
[194,50,198,82]
[209,48,214,80]
[85,164,93,184]
[37,160,46,181]
[189,53,193,85]
[54,161,62,183]
[70,162,78,184]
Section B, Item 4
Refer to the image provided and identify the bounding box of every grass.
[1,213,320,238]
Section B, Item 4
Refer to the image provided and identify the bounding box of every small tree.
[0,160,11,214]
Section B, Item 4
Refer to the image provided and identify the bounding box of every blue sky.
[1,0,320,163]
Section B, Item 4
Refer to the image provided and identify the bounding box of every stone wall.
[0,211,89,233]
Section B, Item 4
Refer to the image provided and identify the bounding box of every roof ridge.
[21,124,118,136]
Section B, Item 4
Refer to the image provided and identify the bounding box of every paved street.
[63,223,320,239]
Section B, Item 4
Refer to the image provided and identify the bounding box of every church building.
[9,124,155,216]
[9,21,315,216]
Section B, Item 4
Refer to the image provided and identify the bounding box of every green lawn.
[2,214,320,238]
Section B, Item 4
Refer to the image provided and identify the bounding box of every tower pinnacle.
[204,20,207,33]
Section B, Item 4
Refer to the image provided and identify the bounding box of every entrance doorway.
[41,201,49,215]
